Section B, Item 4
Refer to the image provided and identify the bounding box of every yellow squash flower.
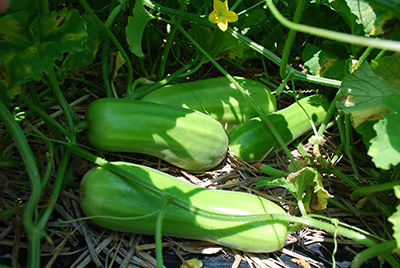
[208,0,238,31]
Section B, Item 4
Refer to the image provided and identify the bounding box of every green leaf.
[330,0,364,35]
[355,119,378,149]
[189,24,212,62]
[126,1,155,58]
[364,0,400,20]
[209,30,245,60]
[331,0,396,36]
[37,9,88,60]
[287,167,333,212]
[336,55,400,127]
[242,9,267,28]
[301,169,334,212]
[191,24,246,61]
[256,176,298,195]
[257,167,333,212]
[388,185,400,254]
[302,43,348,80]
[348,0,396,36]
[0,80,16,106]
[7,0,39,14]
[302,3,346,30]
[70,14,105,68]
[370,53,400,88]
[239,8,267,35]
[0,9,87,92]
[368,94,400,170]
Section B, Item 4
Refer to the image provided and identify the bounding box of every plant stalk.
[280,0,305,79]
[0,100,42,268]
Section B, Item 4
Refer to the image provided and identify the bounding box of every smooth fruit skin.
[229,95,330,161]
[140,77,277,130]
[80,162,288,253]
[84,98,229,171]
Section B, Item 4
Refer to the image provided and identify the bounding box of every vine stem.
[102,0,123,98]
[352,180,400,200]
[0,100,41,268]
[19,94,71,140]
[155,196,168,268]
[36,151,70,230]
[313,91,339,157]
[31,128,54,189]
[46,68,78,140]
[156,5,184,79]
[351,240,398,268]
[344,114,362,178]
[280,0,305,79]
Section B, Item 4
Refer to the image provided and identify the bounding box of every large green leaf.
[370,53,400,88]
[364,0,400,20]
[332,0,396,36]
[336,54,400,127]
[70,15,104,68]
[368,94,400,169]
[0,9,87,97]
[331,0,363,35]
[0,11,32,104]
[239,8,267,36]
[355,119,378,149]
[7,0,39,14]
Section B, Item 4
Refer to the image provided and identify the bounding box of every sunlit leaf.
[368,94,400,169]
[388,185,400,254]
[257,167,333,212]
[287,167,333,212]
[336,54,400,127]
[331,0,396,36]
[126,1,155,57]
